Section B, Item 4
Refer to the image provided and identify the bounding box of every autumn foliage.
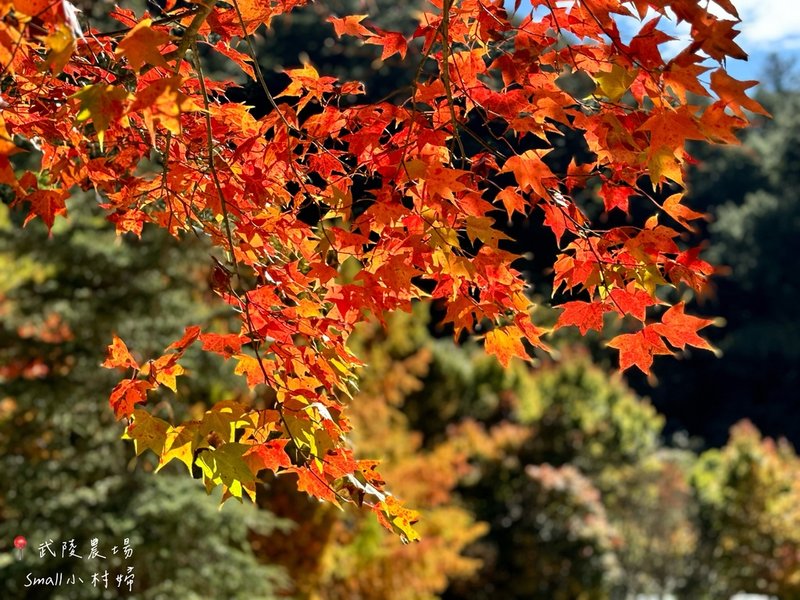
[0,0,765,537]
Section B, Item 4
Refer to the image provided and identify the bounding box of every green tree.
[0,200,289,598]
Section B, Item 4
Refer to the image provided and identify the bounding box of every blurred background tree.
[689,422,800,599]
[0,199,290,598]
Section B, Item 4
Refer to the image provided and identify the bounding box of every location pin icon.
[14,536,26,560]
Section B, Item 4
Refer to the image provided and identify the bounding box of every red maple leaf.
[652,302,716,351]
[200,332,244,358]
[243,440,292,473]
[555,301,608,334]
[109,379,153,419]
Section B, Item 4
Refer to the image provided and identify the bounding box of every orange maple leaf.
[109,379,153,419]
[497,186,527,217]
[22,190,68,231]
[367,29,408,61]
[484,325,528,368]
[115,19,170,71]
[328,14,371,38]
[102,335,139,370]
[501,150,553,200]
[710,69,770,118]
[200,332,244,358]
[600,183,635,214]
[607,287,657,321]
[166,325,201,352]
[662,193,706,231]
[128,76,197,139]
[607,326,673,374]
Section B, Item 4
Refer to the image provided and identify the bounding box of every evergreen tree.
[0,198,289,598]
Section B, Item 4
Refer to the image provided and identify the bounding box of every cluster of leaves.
[0,0,765,533]
[249,309,487,599]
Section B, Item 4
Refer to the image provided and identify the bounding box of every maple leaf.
[200,332,244,358]
[195,443,257,501]
[485,325,528,368]
[640,106,706,151]
[595,64,637,102]
[607,287,657,322]
[158,424,196,473]
[662,193,706,231]
[115,19,171,71]
[690,15,748,62]
[208,0,272,36]
[328,14,371,38]
[647,146,683,186]
[72,84,131,149]
[422,164,470,200]
[102,335,139,370]
[651,302,716,352]
[128,76,197,139]
[664,53,711,102]
[710,69,770,118]
[501,150,552,199]
[375,496,421,543]
[147,355,185,393]
[109,379,152,419]
[699,102,746,144]
[667,248,716,291]
[41,23,75,74]
[166,325,201,352]
[600,183,635,213]
[12,0,50,17]
[366,29,408,61]
[541,202,570,245]
[124,409,168,457]
[496,186,527,217]
[293,465,342,506]
[207,40,255,79]
[243,439,292,473]
[555,301,608,335]
[514,314,550,353]
[233,354,270,387]
[106,209,148,237]
[22,190,68,231]
[607,326,673,374]
[465,215,510,246]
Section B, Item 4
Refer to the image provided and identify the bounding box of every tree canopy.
[0,0,766,537]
